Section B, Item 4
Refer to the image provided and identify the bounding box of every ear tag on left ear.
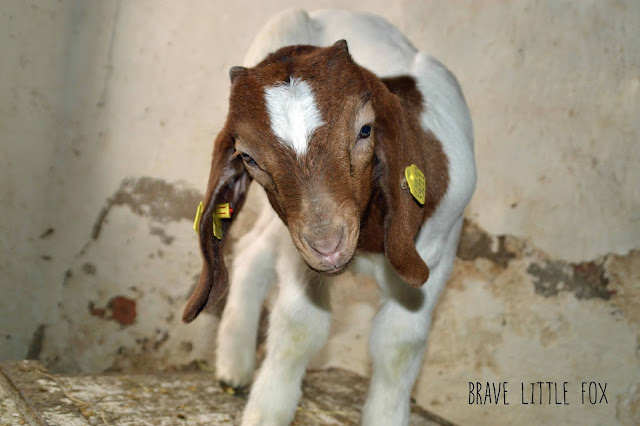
[193,201,204,234]
[212,203,234,240]
[404,164,425,205]
[212,216,223,240]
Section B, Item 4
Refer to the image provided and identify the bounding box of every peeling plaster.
[89,296,137,326]
[39,177,214,374]
[91,177,201,240]
[527,259,612,300]
[458,219,615,301]
[457,219,517,267]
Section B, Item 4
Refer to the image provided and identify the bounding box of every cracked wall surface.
[2,1,639,425]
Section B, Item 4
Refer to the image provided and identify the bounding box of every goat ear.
[183,128,250,323]
[375,136,431,287]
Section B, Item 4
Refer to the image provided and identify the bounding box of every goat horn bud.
[229,66,247,82]
[332,39,349,54]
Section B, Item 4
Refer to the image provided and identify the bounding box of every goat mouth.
[307,255,353,276]
[310,264,348,276]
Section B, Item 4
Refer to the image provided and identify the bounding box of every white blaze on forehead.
[264,78,324,156]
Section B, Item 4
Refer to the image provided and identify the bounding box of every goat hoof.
[219,380,249,397]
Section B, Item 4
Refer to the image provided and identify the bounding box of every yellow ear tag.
[212,215,223,240]
[216,203,233,219]
[193,201,233,240]
[212,203,234,240]
[404,164,426,205]
[193,201,204,234]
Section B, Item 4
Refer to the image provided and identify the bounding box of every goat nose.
[305,228,343,256]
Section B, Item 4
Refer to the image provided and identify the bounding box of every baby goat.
[183,9,476,426]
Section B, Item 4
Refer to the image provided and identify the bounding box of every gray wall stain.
[150,226,175,245]
[527,259,611,300]
[456,219,516,267]
[81,262,96,275]
[458,219,613,301]
[92,177,203,240]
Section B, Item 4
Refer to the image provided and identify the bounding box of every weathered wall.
[1,1,638,425]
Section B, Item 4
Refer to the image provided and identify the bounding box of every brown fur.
[183,41,449,323]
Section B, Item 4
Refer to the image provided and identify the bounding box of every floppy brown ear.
[374,128,431,288]
[182,128,250,323]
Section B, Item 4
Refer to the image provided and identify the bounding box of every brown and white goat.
[183,9,476,426]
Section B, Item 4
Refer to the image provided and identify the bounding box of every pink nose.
[305,229,343,256]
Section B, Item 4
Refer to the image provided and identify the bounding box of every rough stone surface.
[0,361,86,425]
[0,382,26,426]
[0,361,450,425]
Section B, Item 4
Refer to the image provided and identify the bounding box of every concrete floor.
[1,2,639,425]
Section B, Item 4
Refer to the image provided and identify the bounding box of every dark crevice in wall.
[26,325,46,360]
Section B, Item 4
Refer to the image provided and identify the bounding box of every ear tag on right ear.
[404,164,425,205]
[193,201,204,234]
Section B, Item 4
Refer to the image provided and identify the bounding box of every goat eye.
[359,125,372,139]
[240,152,257,166]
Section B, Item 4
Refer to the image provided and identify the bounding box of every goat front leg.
[216,210,280,390]
[362,287,432,426]
[361,221,461,426]
[241,244,332,426]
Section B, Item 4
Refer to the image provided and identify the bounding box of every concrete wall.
[1,1,638,425]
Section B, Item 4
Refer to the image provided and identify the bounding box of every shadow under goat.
[183,9,476,426]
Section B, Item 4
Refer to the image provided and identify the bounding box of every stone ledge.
[0,361,454,426]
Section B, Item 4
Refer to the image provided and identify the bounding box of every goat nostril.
[305,230,343,256]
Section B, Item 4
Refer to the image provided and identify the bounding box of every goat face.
[183,40,433,323]
[229,46,376,275]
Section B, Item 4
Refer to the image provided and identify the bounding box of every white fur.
[215,206,279,387]
[264,78,324,156]
[242,236,332,426]
[214,9,477,426]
